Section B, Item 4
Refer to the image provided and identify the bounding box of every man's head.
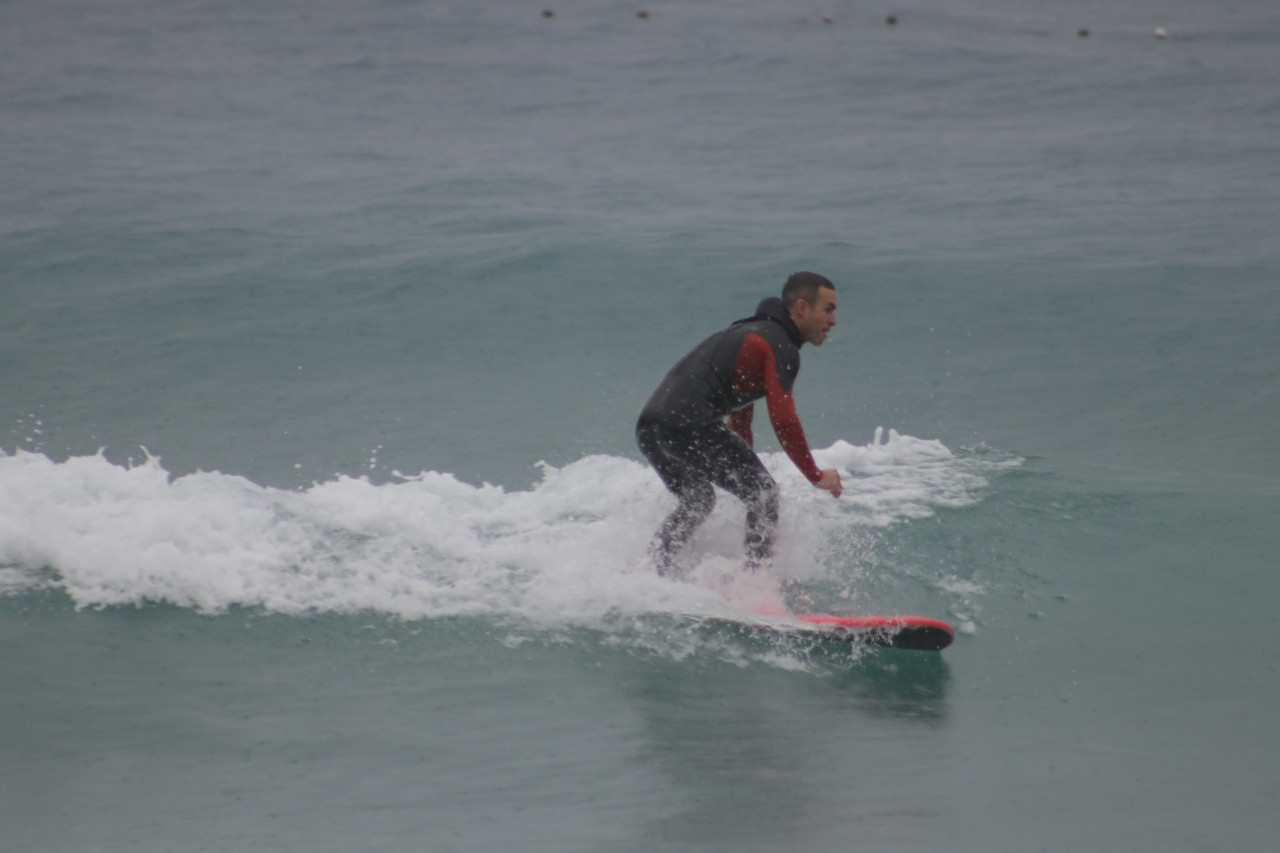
[782,271,837,346]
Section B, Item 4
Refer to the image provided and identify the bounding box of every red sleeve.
[733,334,823,483]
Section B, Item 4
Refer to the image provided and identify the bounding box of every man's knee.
[756,479,779,523]
[734,468,777,514]
[674,481,716,523]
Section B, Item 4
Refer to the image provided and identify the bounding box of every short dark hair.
[781,271,835,310]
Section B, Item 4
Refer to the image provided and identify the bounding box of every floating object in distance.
[885,14,898,26]
[637,9,649,19]
[1154,27,1169,39]
[542,8,554,18]
[1077,28,1090,37]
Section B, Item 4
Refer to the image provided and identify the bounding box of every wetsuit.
[636,296,822,572]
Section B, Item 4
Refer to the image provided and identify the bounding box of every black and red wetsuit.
[636,296,821,572]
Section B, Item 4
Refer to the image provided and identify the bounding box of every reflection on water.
[619,639,953,849]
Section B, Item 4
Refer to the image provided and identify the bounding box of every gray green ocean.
[3,0,1279,850]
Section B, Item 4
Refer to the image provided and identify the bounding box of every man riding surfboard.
[636,272,842,575]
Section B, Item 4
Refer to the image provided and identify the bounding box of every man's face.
[793,287,838,346]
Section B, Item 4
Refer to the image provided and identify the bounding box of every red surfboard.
[793,614,955,651]
[690,612,955,651]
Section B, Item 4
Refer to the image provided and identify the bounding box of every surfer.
[636,271,843,575]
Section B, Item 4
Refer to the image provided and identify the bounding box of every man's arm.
[733,335,840,497]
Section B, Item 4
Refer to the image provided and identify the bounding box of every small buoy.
[637,9,648,19]
[885,14,898,25]
[822,15,834,25]
[1077,28,1090,38]
[542,8,554,18]
[1154,27,1168,39]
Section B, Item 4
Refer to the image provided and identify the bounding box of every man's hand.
[815,468,843,498]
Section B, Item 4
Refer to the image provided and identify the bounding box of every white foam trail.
[0,432,1019,623]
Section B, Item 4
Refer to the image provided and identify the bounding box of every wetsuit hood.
[747,296,806,348]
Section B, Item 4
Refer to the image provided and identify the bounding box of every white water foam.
[0,430,1019,628]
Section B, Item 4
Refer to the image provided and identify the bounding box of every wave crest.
[0,432,1019,622]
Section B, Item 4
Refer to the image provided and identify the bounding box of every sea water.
[3,0,1279,850]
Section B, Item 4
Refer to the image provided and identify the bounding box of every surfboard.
[692,612,954,651]
[794,614,954,651]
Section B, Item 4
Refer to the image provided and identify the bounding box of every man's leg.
[702,436,779,571]
[636,420,717,575]
[651,480,715,575]
[638,418,779,573]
